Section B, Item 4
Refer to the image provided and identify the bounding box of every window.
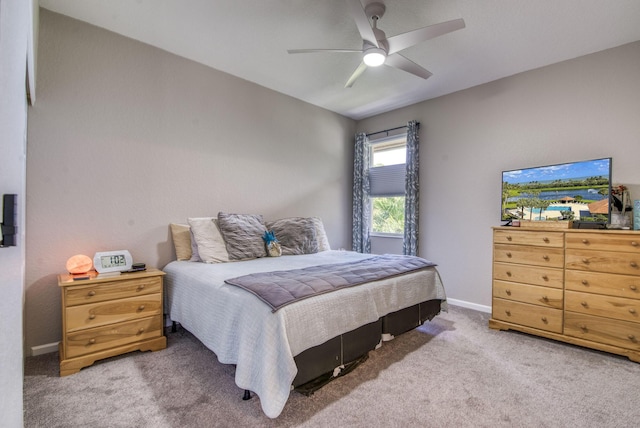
[369,135,406,236]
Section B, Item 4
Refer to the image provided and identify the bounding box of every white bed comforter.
[164,250,446,418]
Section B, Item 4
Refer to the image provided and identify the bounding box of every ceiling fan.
[287,0,465,88]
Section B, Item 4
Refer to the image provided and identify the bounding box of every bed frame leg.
[171,321,177,333]
[242,390,251,401]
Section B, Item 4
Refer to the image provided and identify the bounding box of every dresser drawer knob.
[543,237,549,243]
[505,289,511,296]
[631,241,639,247]
[88,291,96,297]
[542,255,549,261]
[581,301,588,307]
[506,235,512,241]
[630,285,638,291]
[542,295,549,302]
[89,314,96,320]
[506,271,512,277]
[506,252,512,258]
[628,334,637,342]
[630,262,638,268]
[582,239,589,245]
[579,324,587,331]
[629,308,637,315]
[582,258,590,264]
[137,328,145,335]
[138,305,145,311]
[541,275,548,281]
[581,279,589,285]
[88,339,96,345]
[137,284,146,291]
[541,317,548,323]
[505,310,511,316]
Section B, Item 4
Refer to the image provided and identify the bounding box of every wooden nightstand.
[58,268,167,376]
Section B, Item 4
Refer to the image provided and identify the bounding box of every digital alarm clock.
[93,250,133,274]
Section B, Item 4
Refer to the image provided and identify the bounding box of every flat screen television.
[501,157,612,226]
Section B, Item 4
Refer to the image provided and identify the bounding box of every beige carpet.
[24,305,640,427]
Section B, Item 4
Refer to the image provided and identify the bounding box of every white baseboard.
[447,298,491,313]
[31,342,59,356]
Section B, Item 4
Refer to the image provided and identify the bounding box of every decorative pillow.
[187,217,230,263]
[266,217,319,255]
[170,223,192,261]
[310,217,331,252]
[217,212,268,260]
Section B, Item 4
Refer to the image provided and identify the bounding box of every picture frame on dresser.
[490,227,640,363]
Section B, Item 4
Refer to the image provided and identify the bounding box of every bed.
[164,214,447,418]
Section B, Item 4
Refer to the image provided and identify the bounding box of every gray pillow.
[217,212,268,260]
[266,217,319,255]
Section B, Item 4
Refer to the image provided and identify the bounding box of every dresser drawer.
[493,262,563,288]
[566,232,640,253]
[65,276,162,306]
[565,270,640,299]
[65,315,163,358]
[494,229,563,247]
[493,280,563,309]
[492,298,563,333]
[565,249,640,276]
[65,293,162,332]
[564,312,640,351]
[494,244,564,268]
[565,290,640,323]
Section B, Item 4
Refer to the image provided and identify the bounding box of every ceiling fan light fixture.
[363,47,386,67]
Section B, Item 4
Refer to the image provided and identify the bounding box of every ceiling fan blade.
[345,61,368,88]
[345,0,379,48]
[287,48,362,54]
[385,54,432,80]
[386,18,465,54]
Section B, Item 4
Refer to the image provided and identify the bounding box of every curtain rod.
[365,122,419,138]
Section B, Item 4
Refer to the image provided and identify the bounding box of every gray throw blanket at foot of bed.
[224,254,437,312]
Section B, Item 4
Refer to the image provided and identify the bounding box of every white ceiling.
[39,0,640,120]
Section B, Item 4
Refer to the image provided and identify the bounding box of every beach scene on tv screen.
[502,158,610,222]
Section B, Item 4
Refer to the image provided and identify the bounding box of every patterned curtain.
[403,120,420,256]
[352,132,371,253]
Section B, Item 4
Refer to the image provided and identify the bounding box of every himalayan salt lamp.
[66,254,93,274]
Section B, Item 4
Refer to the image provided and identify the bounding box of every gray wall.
[26,10,355,353]
[357,41,640,310]
[0,0,32,425]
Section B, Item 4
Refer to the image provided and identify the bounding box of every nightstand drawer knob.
[582,258,590,264]
[137,284,146,291]
[88,291,96,297]
[89,314,96,320]
[137,328,145,334]
[542,295,548,301]
[579,324,587,331]
[630,285,638,291]
[541,275,548,281]
[506,236,512,241]
[542,255,549,261]
[630,262,638,268]
[505,310,511,316]
[88,339,96,345]
[506,271,512,277]
[628,334,637,342]
[506,252,512,258]
[629,308,637,315]
[541,317,548,323]
[543,237,549,243]
[581,301,588,307]
[632,241,638,247]
[138,305,145,311]
[581,280,589,285]
[582,239,589,245]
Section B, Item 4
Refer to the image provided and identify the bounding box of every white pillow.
[187,217,230,263]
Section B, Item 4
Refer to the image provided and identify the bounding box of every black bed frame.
[241,298,443,400]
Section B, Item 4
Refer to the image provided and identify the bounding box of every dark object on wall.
[1,194,17,247]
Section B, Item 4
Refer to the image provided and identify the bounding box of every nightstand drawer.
[493,262,563,288]
[492,298,562,333]
[566,233,640,253]
[65,315,163,358]
[493,281,563,309]
[65,276,162,306]
[494,230,563,247]
[565,249,640,276]
[564,312,640,351]
[565,290,640,323]
[565,270,640,299]
[494,244,564,268]
[65,293,162,332]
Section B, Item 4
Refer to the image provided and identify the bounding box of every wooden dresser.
[490,227,640,362]
[58,268,167,376]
